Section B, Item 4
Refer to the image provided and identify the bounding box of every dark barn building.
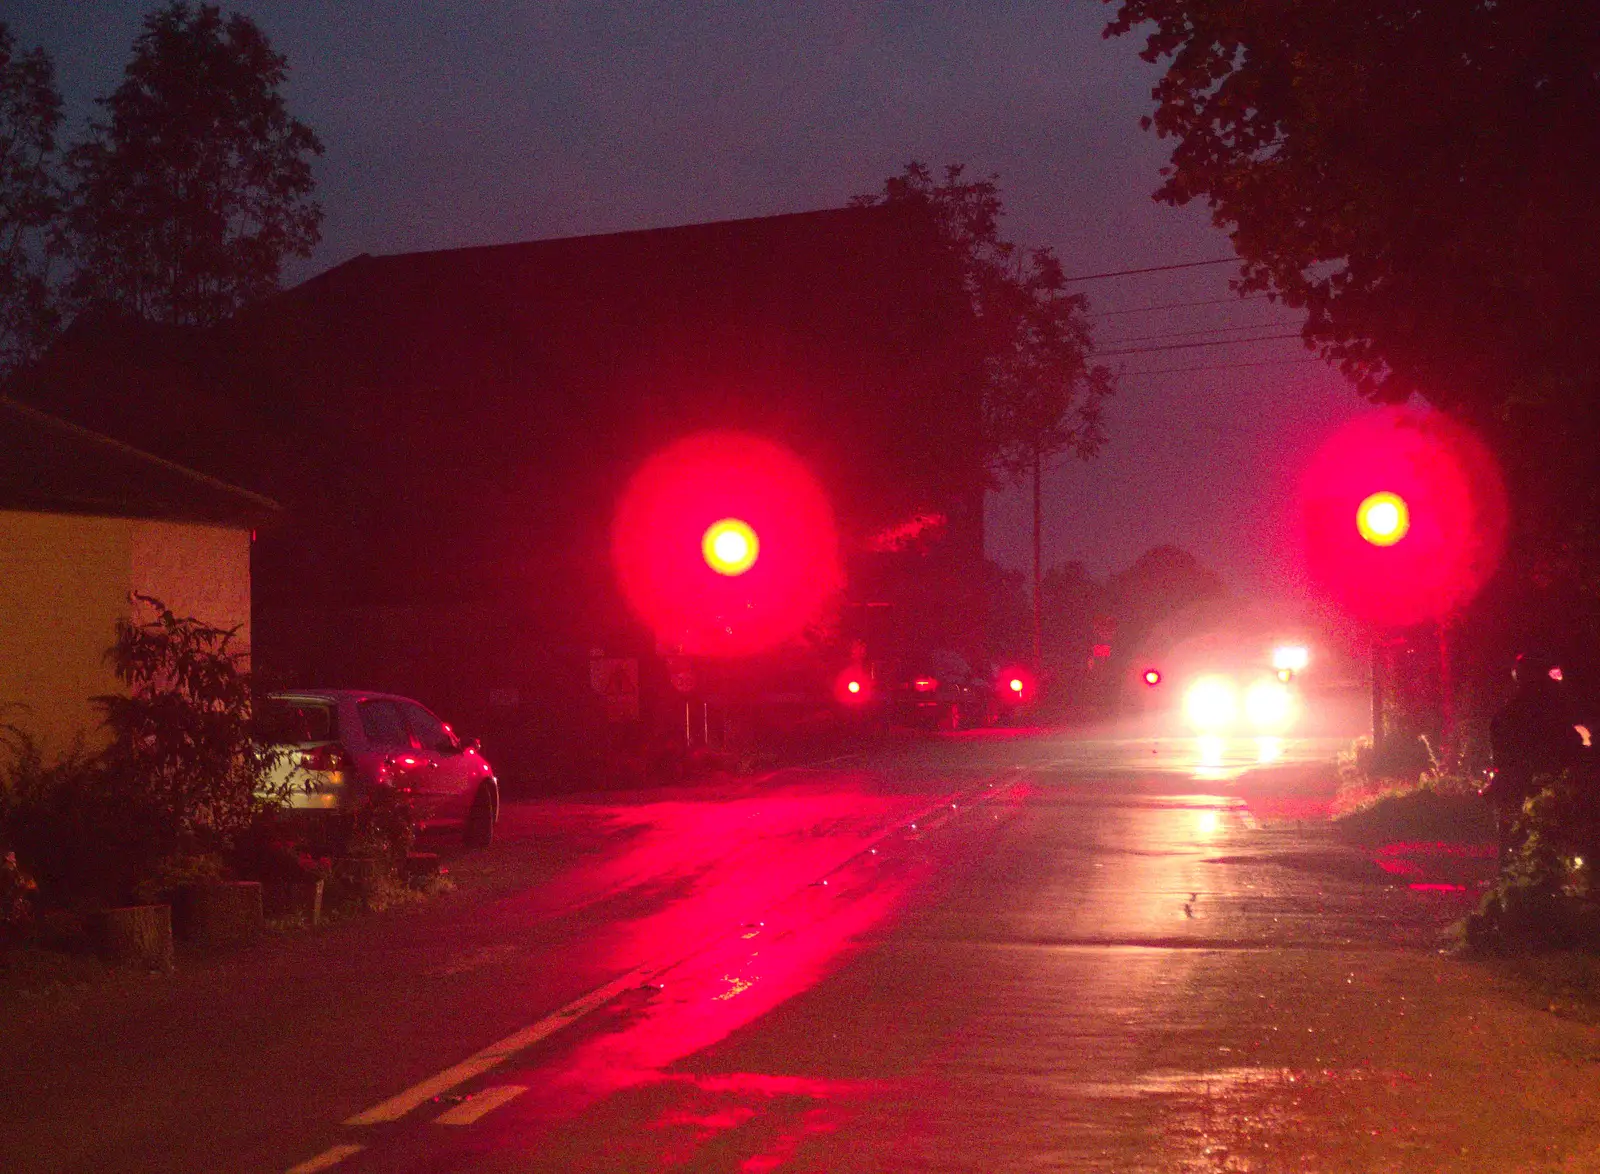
[11,204,987,786]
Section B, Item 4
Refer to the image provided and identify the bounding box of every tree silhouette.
[0,23,62,375]
[62,2,322,326]
[856,163,1113,667]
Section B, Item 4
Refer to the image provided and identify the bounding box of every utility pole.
[1371,628,1386,759]
[1032,446,1043,673]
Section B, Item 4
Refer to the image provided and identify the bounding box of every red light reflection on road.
[490,861,925,1159]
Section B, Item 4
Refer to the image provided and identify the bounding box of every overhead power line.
[1098,331,1304,357]
[1059,256,1238,284]
[1089,292,1272,317]
[1121,356,1324,377]
[1100,320,1302,347]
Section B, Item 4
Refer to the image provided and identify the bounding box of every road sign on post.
[589,656,640,722]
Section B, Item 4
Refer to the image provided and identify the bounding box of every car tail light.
[913,677,938,693]
[298,743,350,774]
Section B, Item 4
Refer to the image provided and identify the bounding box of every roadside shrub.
[1,596,288,908]
[0,851,38,939]
[96,595,289,852]
[1467,770,1600,950]
[0,732,162,908]
[345,785,415,866]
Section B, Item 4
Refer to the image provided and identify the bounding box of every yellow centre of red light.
[702,518,759,575]
[847,680,861,694]
[1357,491,1409,546]
[1009,678,1024,693]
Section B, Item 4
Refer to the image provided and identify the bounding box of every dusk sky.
[13,1,1372,594]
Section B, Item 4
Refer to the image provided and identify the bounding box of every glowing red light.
[612,432,840,657]
[1143,669,1162,686]
[1009,678,1024,693]
[702,518,758,575]
[1299,410,1506,627]
[1092,643,1111,659]
[847,680,861,694]
[912,678,938,693]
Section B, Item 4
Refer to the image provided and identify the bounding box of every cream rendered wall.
[129,519,252,662]
[0,511,131,757]
[0,511,251,760]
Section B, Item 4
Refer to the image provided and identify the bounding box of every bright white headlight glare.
[1184,676,1238,731]
[1271,645,1310,673]
[1244,679,1295,731]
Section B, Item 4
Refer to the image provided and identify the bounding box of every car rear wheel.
[464,782,496,849]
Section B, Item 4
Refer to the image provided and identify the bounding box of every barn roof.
[0,396,280,528]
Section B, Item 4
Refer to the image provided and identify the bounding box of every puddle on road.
[1070,1064,1401,1100]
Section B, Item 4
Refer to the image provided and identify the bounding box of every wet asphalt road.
[10,728,1596,1173]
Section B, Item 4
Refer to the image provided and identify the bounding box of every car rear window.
[260,699,338,744]
[358,699,411,748]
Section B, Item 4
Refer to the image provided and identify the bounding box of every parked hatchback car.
[260,690,499,847]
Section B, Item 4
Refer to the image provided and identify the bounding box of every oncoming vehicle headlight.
[1244,678,1296,731]
[1184,676,1238,731]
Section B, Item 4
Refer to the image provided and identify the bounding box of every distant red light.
[1143,669,1162,686]
[834,667,871,704]
[913,677,938,693]
[1009,678,1024,693]
[1092,643,1111,659]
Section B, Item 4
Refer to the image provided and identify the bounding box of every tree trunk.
[93,904,174,971]
[1438,619,1454,764]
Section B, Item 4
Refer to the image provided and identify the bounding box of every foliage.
[854,162,1113,482]
[1101,0,1600,610]
[97,594,288,855]
[0,22,63,375]
[1468,771,1600,950]
[131,851,226,905]
[61,2,322,326]
[1330,761,1493,846]
[0,730,154,907]
[0,596,286,907]
[343,785,416,866]
[0,849,38,933]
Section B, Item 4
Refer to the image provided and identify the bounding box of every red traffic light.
[1299,410,1506,627]
[1356,492,1409,546]
[997,667,1033,703]
[612,432,840,657]
[834,666,872,704]
[1142,668,1162,687]
[702,518,759,575]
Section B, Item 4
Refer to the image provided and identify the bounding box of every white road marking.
[343,965,653,1125]
[285,1144,365,1173]
[340,774,1010,1131]
[433,1084,528,1125]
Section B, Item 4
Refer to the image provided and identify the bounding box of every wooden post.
[1371,630,1386,759]
[93,904,174,971]
[1439,618,1455,762]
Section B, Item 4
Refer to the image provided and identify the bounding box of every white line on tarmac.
[433,1084,529,1125]
[343,965,654,1125]
[340,773,1013,1131]
[285,1144,365,1173]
